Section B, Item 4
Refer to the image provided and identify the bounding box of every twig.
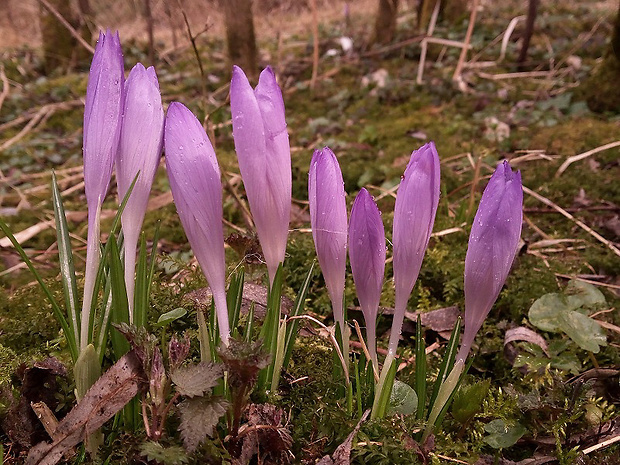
[352,320,379,382]
[452,0,479,82]
[499,16,526,62]
[416,0,440,85]
[288,314,349,380]
[522,185,620,258]
[0,107,50,152]
[477,70,553,80]
[0,100,82,150]
[0,65,9,115]
[309,0,319,90]
[581,432,620,455]
[36,0,95,54]
[555,141,620,178]
[361,36,424,57]
[176,0,206,97]
[555,273,620,291]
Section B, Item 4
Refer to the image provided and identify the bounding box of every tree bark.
[144,0,155,65]
[223,0,258,80]
[372,0,399,45]
[39,0,81,74]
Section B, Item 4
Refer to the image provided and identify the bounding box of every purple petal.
[83,30,124,212]
[349,188,385,328]
[392,142,441,313]
[458,160,523,361]
[230,66,291,283]
[309,147,348,328]
[164,102,230,342]
[117,63,164,244]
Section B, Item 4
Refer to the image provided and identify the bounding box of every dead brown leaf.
[26,350,147,465]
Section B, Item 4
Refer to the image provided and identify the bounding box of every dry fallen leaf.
[26,351,147,465]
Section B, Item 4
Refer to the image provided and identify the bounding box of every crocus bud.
[80,30,124,351]
[83,30,124,212]
[457,161,523,361]
[230,66,291,285]
[309,147,348,334]
[388,142,440,358]
[164,102,230,344]
[349,188,385,369]
[117,63,164,322]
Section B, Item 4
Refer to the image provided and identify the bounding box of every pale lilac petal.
[230,66,291,284]
[83,30,124,211]
[392,142,441,312]
[388,142,440,356]
[309,147,348,329]
[458,161,523,361]
[164,102,230,343]
[116,63,164,317]
[80,30,124,350]
[349,188,385,366]
[349,188,385,324]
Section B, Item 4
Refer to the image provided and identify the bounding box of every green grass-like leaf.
[0,217,78,361]
[51,170,80,353]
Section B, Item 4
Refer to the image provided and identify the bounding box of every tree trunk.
[39,0,81,74]
[144,0,155,66]
[372,0,399,45]
[223,0,258,80]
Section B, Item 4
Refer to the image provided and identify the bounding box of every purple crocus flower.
[349,188,385,369]
[116,63,164,322]
[387,142,440,358]
[230,66,291,286]
[456,161,523,361]
[309,147,348,336]
[164,102,230,344]
[80,30,124,350]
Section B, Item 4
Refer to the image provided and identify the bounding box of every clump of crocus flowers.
[53,29,524,449]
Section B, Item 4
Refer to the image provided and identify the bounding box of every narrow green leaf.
[134,224,161,329]
[107,235,130,358]
[258,264,284,390]
[0,218,78,361]
[227,267,245,335]
[428,317,461,413]
[244,303,255,343]
[376,359,397,418]
[134,232,149,328]
[282,263,315,370]
[415,314,427,420]
[51,170,80,351]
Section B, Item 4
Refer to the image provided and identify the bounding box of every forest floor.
[1,0,620,464]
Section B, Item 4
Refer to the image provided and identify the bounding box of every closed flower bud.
[388,142,441,357]
[230,66,291,285]
[83,30,124,212]
[164,102,230,344]
[116,63,164,321]
[309,147,348,334]
[457,160,523,361]
[80,30,124,351]
[349,188,385,368]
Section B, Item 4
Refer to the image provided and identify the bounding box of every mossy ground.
[1,1,620,463]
